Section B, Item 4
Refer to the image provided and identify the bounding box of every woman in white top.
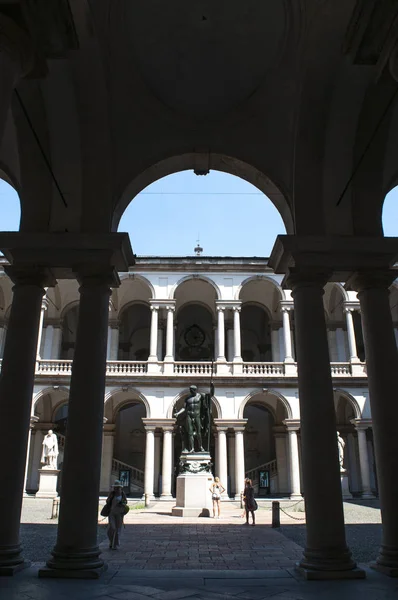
[209,476,225,519]
[105,480,128,549]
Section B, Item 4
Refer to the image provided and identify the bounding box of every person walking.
[209,476,225,519]
[243,478,257,526]
[105,480,128,549]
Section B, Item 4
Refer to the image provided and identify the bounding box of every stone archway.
[28,387,70,494]
[242,391,291,497]
[101,390,150,496]
[334,390,375,498]
[113,154,293,234]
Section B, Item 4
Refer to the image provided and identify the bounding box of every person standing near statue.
[174,382,214,453]
[41,429,59,469]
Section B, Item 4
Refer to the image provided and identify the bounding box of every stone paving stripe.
[152,590,201,599]
[109,592,158,600]
[112,586,164,596]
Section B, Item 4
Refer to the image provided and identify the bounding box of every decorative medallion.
[184,324,205,347]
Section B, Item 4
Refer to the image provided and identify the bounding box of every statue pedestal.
[172,452,213,517]
[340,470,352,499]
[36,468,60,499]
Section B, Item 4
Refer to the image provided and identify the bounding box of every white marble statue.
[41,430,59,470]
[336,431,345,471]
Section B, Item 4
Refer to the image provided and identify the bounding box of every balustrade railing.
[173,361,214,375]
[0,358,365,378]
[36,360,72,375]
[106,361,147,375]
[243,362,285,376]
[330,363,352,376]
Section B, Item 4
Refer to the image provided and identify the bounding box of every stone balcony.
[18,359,368,379]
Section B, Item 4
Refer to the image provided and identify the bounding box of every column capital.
[74,265,120,288]
[215,300,241,312]
[271,321,282,330]
[346,270,397,294]
[285,268,332,292]
[41,296,50,311]
[0,13,35,76]
[214,424,228,433]
[46,318,62,328]
[283,419,301,431]
[350,418,372,431]
[103,423,116,435]
[213,419,246,430]
[279,301,294,312]
[30,415,39,429]
[5,265,56,288]
[108,318,120,329]
[0,232,134,281]
[149,299,176,311]
[343,302,360,314]
[142,418,175,431]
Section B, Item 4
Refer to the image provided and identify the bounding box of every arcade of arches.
[3,2,398,582]
[3,256,391,553]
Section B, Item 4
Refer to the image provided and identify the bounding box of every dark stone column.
[349,271,398,577]
[0,268,50,574]
[288,269,363,580]
[40,267,118,579]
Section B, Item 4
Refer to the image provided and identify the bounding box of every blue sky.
[1,172,397,256]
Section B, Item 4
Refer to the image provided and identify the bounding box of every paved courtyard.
[3,497,396,599]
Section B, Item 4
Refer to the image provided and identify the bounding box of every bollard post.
[51,498,59,519]
[272,500,280,528]
[144,493,150,507]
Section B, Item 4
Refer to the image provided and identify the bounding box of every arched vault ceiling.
[2,0,398,238]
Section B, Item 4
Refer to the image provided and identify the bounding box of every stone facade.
[0,256,388,502]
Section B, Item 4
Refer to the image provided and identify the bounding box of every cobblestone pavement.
[3,497,394,600]
[280,498,382,564]
[20,497,382,567]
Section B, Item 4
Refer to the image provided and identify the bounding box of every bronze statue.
[174,383,214,453]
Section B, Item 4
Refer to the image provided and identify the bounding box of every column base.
[160,494,173,500]
[147,361,161,374]
[361,492,375,499]
[370,547,398,577]
[38,564,107,579]
[0,560,31,576]
[350,362,366,376]
[296,564,366,580]
[284,361,298,376]
[163,359,174,375]
[340,472,352,499]
[215,361,231,375]
[297,547,362,579]
[232,361,243,375]
[371,563,398,577]
[0,545,30,576]
[289,493,302,500]
[41,548,106,579]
